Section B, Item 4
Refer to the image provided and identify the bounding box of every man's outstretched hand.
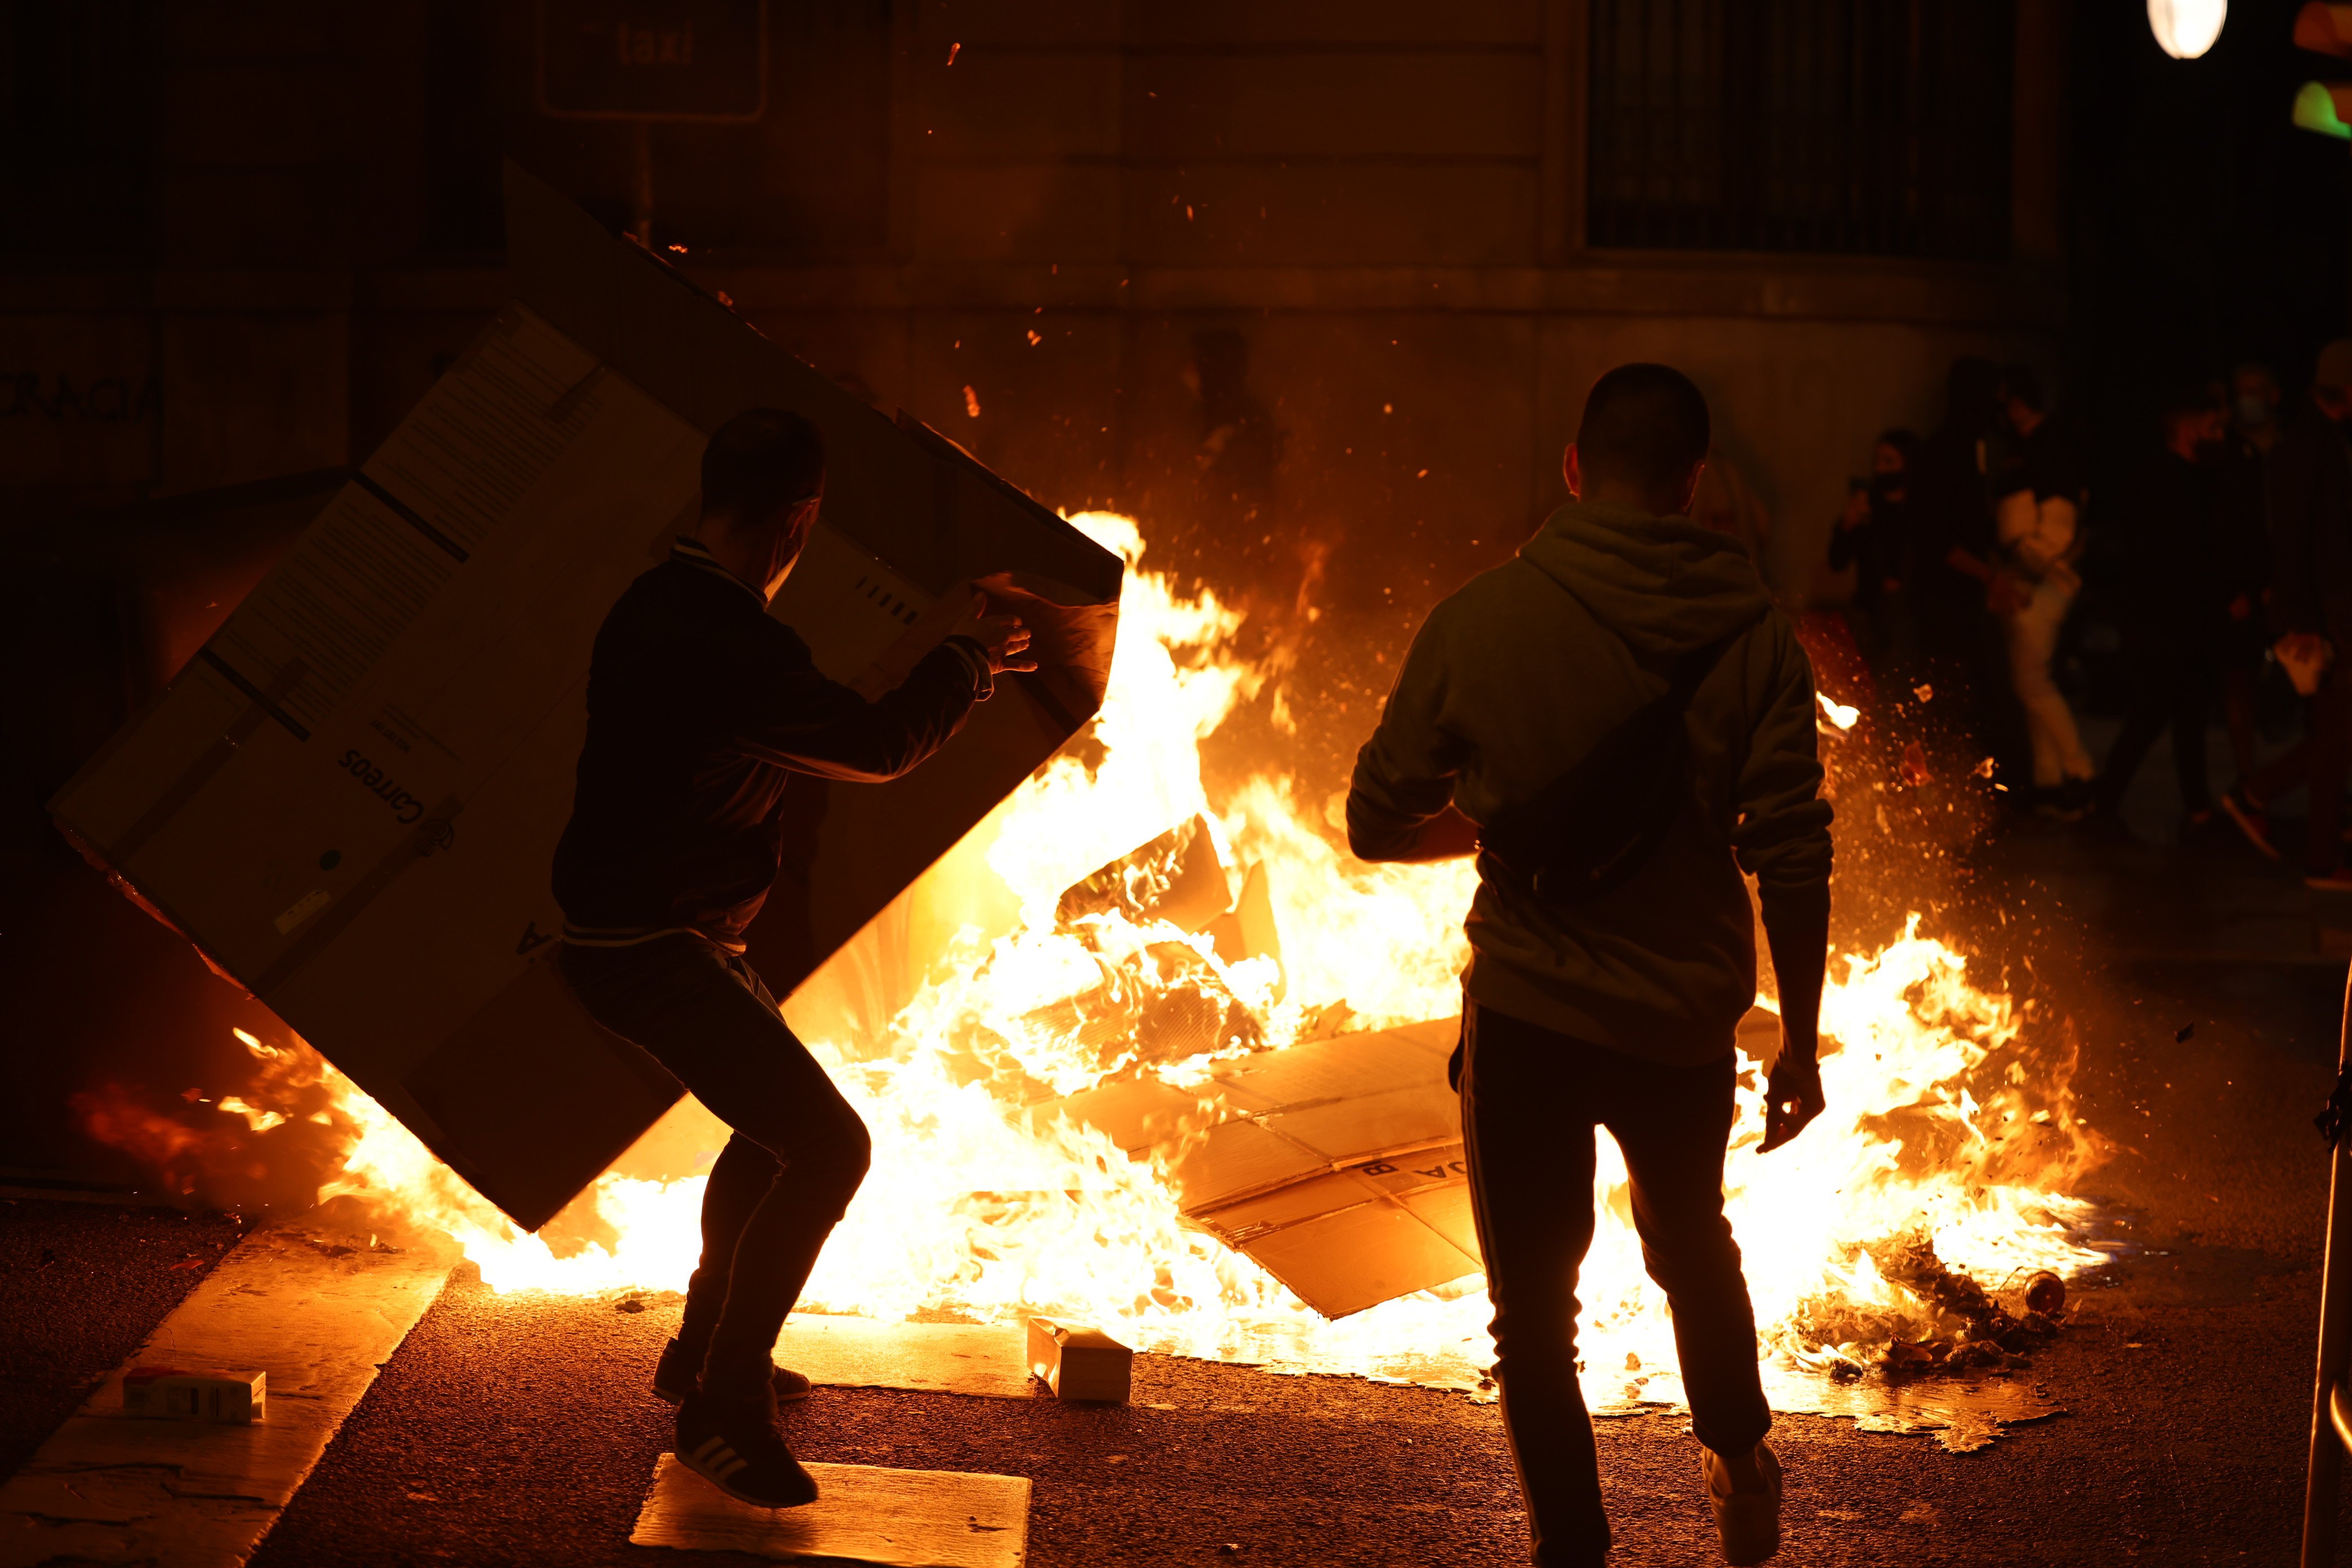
[1758,1030,1825,1153]
[948,593,1039,675]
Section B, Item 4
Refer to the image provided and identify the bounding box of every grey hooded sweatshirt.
[1347,500,1833,1065]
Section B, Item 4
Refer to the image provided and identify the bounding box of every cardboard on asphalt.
[632,1455,1030,1567]
[1046,1004,1783,1318]
[48,162,1122,1232]
[1053,1016,1479,1318]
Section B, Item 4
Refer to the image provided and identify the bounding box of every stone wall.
[1,0,2068,633]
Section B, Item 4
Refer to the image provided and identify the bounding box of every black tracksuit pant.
[2096,627,2217,821]
[558,934,870,1403]
[1458,1001,1772,1566]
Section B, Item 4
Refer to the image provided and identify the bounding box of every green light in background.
[2295,79,2352,139]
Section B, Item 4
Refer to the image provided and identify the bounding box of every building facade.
[2,0,2066,602]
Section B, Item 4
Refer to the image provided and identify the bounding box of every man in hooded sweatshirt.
[1346,363,1832,1568]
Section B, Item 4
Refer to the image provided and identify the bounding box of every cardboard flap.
[502,161,1119,605]
[1044,1016,1479,1318]
[51,167,1122,1233]
[405,957,683,1232]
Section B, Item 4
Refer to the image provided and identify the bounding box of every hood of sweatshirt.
[1518,499,1772,661]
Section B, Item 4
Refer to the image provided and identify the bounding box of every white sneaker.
[1701,1441,1782,1565]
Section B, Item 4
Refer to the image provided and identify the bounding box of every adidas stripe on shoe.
[674,1393,820,1509]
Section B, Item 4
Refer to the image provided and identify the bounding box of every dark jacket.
[551,537,987,949]
[2002,418,2087,508]
[2268,409,2352,645]
[1904,426,1996,626]
[2117,449,2224,645]
[1827,489,1905,612]
[1346,501,1833,1066]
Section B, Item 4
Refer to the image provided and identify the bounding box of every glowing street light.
[2148,0,2227,58]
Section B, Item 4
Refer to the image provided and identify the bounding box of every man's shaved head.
[1574,364,1711,498]
[702,408,825,525]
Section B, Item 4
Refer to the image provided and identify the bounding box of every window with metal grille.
[1586,0,2014,257]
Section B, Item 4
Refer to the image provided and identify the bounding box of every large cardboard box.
[1053,1005,1783,1317]
[50,164,1122,1232]
[1052,1017,1481,1318]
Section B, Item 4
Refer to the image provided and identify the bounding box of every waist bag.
[1475,614,1758,907]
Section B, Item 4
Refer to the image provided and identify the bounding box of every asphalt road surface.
[12,823,2352,1565]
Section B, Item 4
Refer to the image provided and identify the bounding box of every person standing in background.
[1993,368,2093,818]
[2230,362,2286,457]
[1690,445,1774,569]
[1825,429,1918,672]
[1906,357,2025,776]
[2223,342,2352,884]
[1906,360,2006,649]
[2093,394,2225,830]
[2211,366,2279,799]
[1186,328,1285,523]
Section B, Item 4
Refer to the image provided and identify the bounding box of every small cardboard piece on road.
[1025,1317,1132,1402]
[122,1367,266,1424]
[632,1453,1030,1567]
[47,161,1121,1233]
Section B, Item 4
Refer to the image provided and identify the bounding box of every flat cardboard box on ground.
[1050,1004,1784,1317]
[50,163,1121,1232]
[1052,1016,1478,1318]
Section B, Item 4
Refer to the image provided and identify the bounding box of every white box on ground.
[121,1366,265,1424]
[1025,1317,1132,1403]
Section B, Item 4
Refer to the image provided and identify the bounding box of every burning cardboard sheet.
[1050,1017,1473,1319]
[49,162,1121,1232]
[1050,1004,1788,1320]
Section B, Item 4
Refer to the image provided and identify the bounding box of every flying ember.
[168,512,2105,1407]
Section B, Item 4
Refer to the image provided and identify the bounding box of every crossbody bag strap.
[1686,607,1771,831]
[1665,608,1766,720]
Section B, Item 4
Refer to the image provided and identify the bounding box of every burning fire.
[104,511,2106,1405]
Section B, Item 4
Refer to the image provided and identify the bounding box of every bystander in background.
[2223,341,2352,887]
[1825,430,1917,672]
[1907,357,2025,777]
[2210,366,2278,795]
[2230,362,2286,456]
[1994,368,2092,817]
[1187,329,1284,524]
[2095,393,2228,831]
[1691,445,1774,568]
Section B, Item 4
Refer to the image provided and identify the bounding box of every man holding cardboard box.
[551,409,1036,1508]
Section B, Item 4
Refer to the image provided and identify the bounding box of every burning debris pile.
[82,511,2110,1414]
[1808,1235,2070,1382]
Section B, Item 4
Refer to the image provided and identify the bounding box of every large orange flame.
[120,511,2106,1406]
